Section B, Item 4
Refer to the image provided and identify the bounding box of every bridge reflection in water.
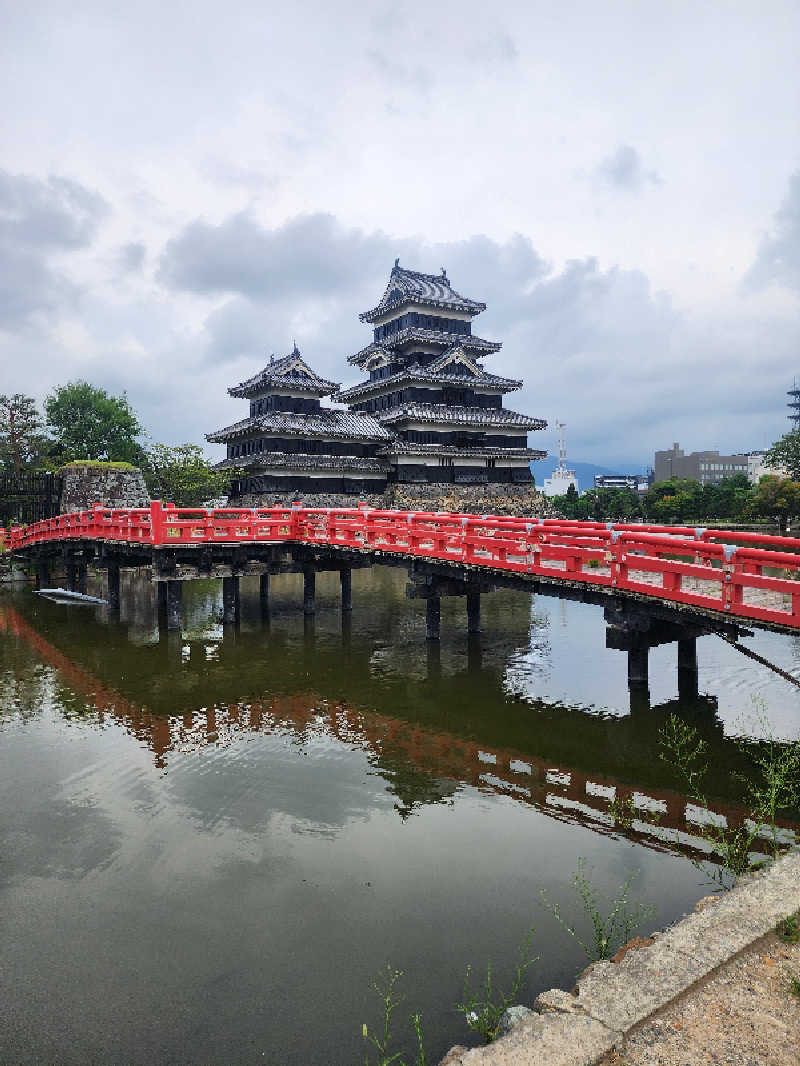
[3,566,797,870]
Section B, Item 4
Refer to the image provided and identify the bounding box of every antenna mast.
[556,420,567,471]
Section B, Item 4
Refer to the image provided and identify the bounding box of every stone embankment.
[439,851,800,1066]
[58,462,149,512]
[0,551,30,584]
[232,484,556,517]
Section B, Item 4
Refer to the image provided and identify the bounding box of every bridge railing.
[8,502,800,628]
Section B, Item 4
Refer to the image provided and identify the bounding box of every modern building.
[746,451,785,485]
[206,346,391,497]
[653,443,749,486]
[541,421,579,497]
[340,261,546,484]
[593,473,651,495]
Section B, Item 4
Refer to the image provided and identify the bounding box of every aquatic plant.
[456,928,537,1043]
[541,858,655,962]
[659,705,800,887]
[361,965,427,1066]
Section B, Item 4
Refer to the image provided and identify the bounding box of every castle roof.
[375,403,545,430]
[206,408,392,444]
[338,349,522,403]
[349,329,501,368]
[360,262,486,324]
[228,345,340,398]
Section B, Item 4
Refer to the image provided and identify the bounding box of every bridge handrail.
[8,503,800,629]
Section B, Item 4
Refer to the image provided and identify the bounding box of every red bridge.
[9,501,800,633]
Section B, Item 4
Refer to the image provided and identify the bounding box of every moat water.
[1,567,799,1065]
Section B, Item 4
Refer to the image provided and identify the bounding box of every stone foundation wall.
[385,482,555,517]
[59,463,150,513]
[231,483,555,517]
[232,491,387,510]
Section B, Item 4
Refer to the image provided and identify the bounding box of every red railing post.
[150,501,166,545]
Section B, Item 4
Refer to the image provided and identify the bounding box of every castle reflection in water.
[3,565,797,869]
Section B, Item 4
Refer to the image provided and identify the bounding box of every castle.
[207,262,547,506]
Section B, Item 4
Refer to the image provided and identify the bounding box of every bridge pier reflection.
[222,575,240,625]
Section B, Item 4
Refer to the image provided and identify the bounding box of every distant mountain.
[530,458,646,494]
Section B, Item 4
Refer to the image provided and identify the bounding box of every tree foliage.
[750,475,800,533]
[0,393,49,474]
[765,431,800,481]
[550,471,799,527]
[142,443,229,507]
[45,381,143,464]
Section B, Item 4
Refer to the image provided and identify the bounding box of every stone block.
[438,1012,617,1065]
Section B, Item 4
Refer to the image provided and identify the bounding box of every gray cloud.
[365,49,435,95]
[746,171,800,291]
[596,145,662,192]
[0,171,108,327]
[118,241,146,273]
[150,207,798,465]
[158,212,400,301]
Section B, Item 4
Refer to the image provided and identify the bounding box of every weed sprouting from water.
[456,928,537,1043]
[659,703,800,887]
[361,965,427,1066]
[541,858,655,962]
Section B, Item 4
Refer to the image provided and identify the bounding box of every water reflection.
[2,575,797,860]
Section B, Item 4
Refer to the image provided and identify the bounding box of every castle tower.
[206,345,390,499]
[339,262,546,485]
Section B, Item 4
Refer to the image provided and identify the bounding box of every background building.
[593,473,651,495]
[746,451,785,484]
[541,421,579,497]
[653,443,749,486]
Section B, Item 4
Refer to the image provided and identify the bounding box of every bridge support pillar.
[223,576,240,625]
[166,580,182,631]
[65,559,77,592]
[678,637,699,701]
[340,568,352,612]
[76,564,88,596]
[259,573,270,615]
[107,562,121,611]
[466,590,481,634]
[426,596,441,641]
[36,560,49,590]
[627,645,649,688]
[303,567,316,615]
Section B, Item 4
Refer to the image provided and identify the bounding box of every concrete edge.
[438,849,800,1066]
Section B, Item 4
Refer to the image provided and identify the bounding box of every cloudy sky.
[1,0,798,469]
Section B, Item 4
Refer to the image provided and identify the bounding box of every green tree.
[765,431,800,481]
[45,381,143,464]
[0,393,49,474]
[750,475,800,534]
[143,443,230,507]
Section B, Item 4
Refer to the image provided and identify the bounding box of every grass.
[789,971,800,999]
[59,460,139,471]
[776,912,800,944]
